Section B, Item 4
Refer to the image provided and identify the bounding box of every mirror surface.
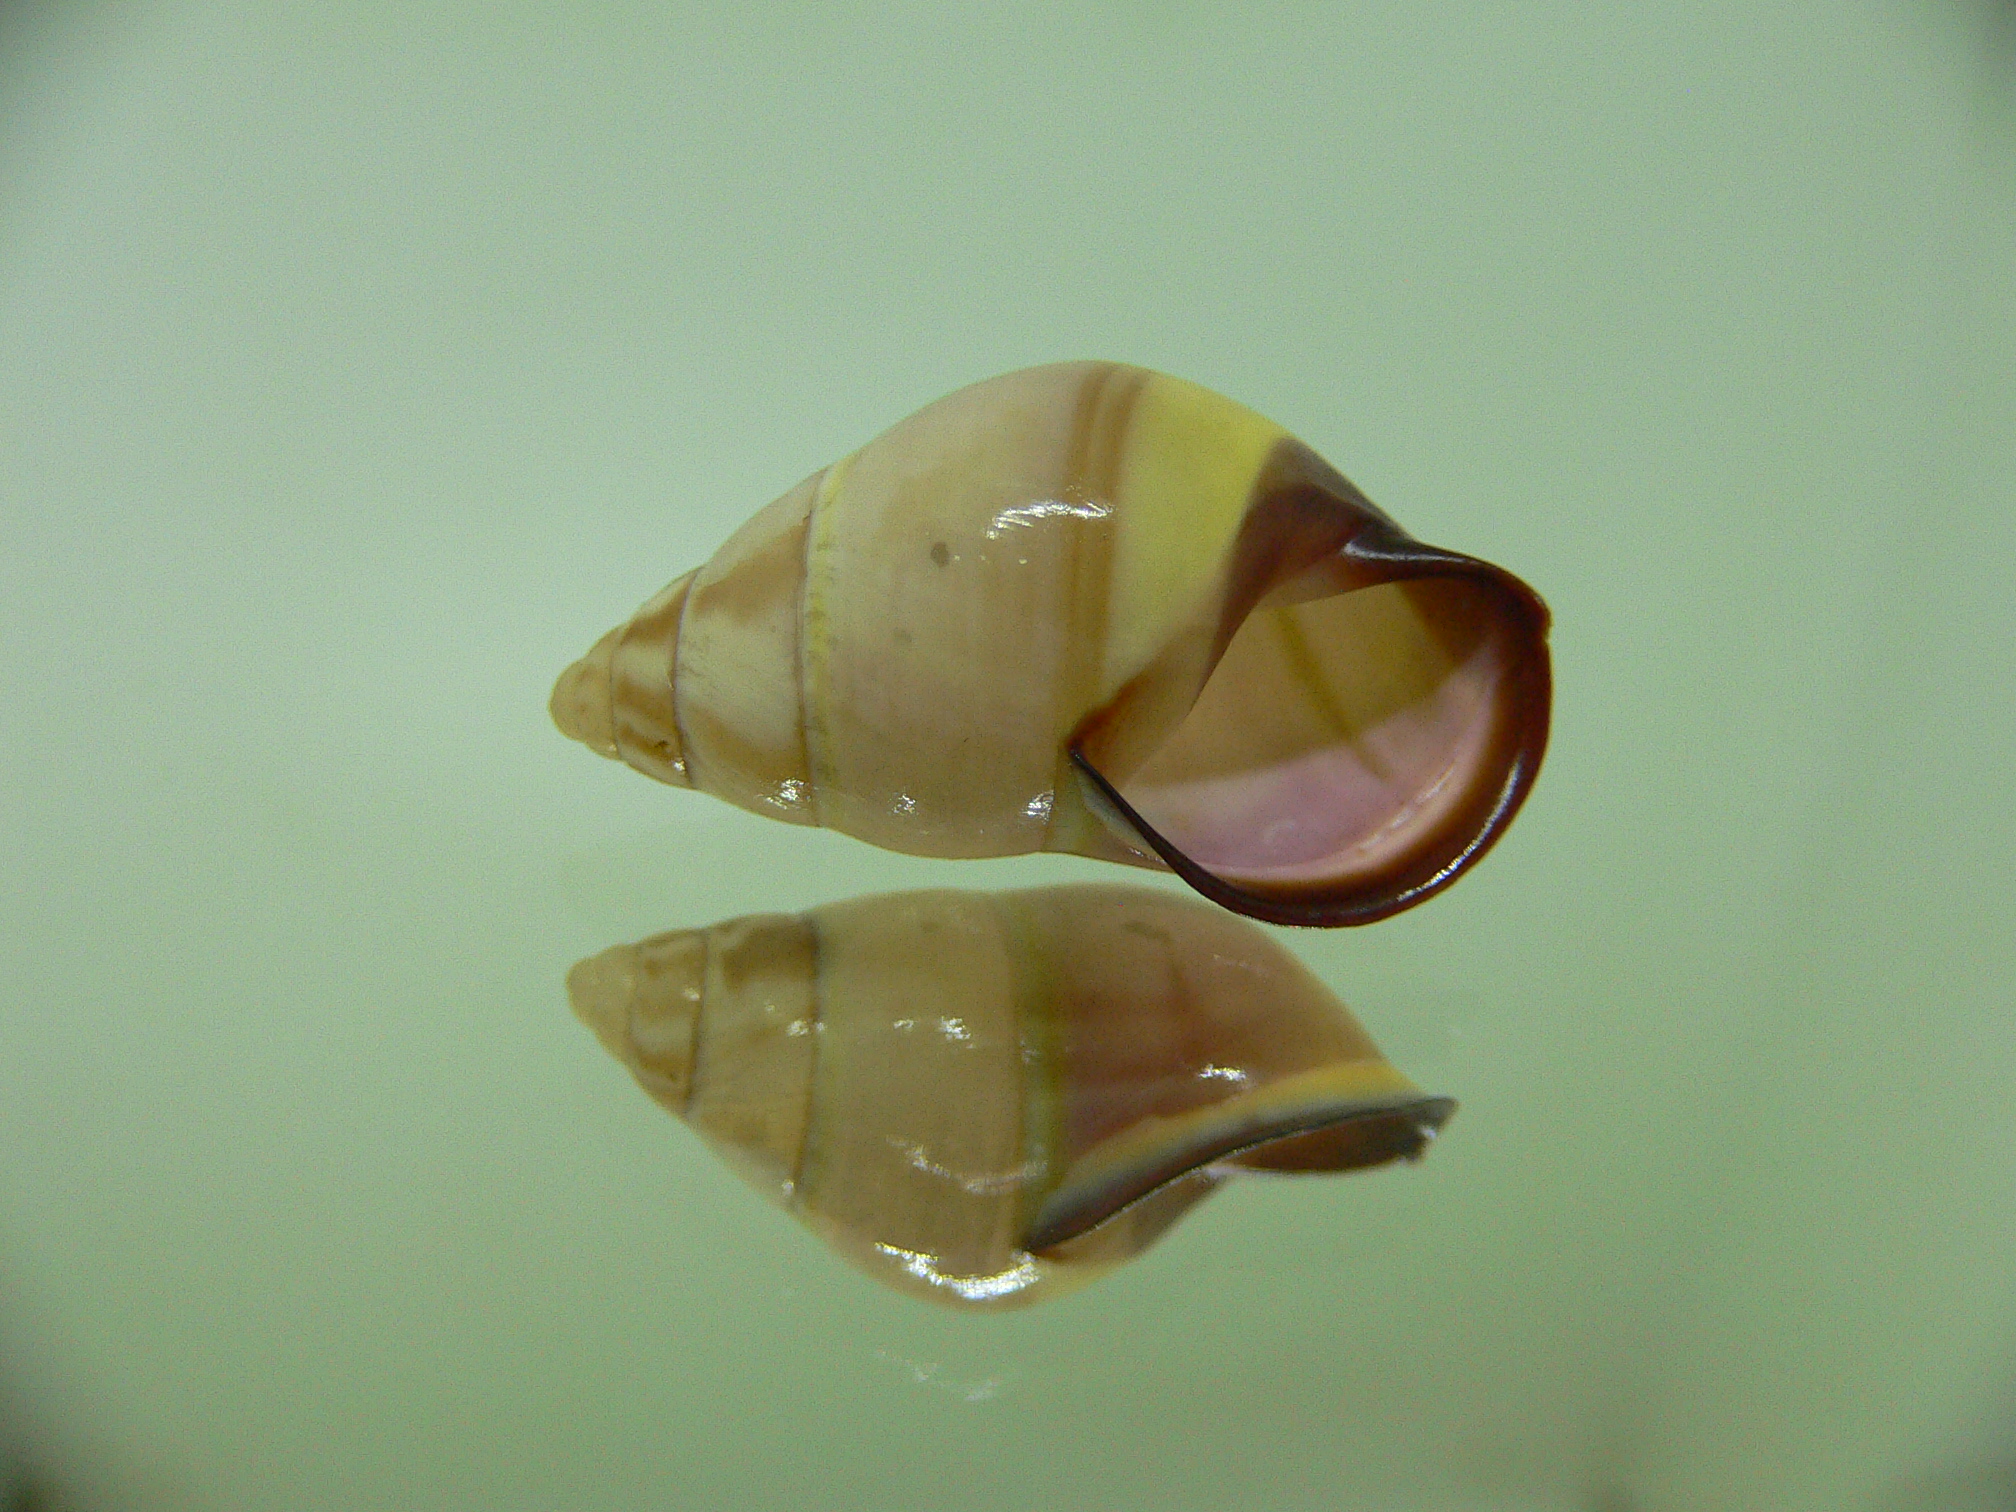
[2,4,2012,1509]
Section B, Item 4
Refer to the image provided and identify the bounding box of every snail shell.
[552,363,1551,925]
[569,884,1452,1309]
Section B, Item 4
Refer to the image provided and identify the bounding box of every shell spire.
[553,363,1551,925]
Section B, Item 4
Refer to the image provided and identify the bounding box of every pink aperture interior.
[1117,578,1511,889]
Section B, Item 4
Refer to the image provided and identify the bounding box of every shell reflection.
[551,363,1551,927]
[569,884,1452,1308]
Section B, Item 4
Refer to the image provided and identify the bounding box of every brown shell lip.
[1073,517,1553,930]
[1024,1094,1456,1255]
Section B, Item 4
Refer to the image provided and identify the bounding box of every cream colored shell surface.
[552,362,1552,927]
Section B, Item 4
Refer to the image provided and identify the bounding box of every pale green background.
[2,3,2013,1509]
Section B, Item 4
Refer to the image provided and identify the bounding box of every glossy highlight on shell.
[568,884,1453,1308]
[552,363,1551,926]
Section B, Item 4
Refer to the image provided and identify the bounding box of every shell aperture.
[551,363,1551,925]
[568,884,1452,1309]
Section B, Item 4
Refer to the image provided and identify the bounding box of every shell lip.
[1023,1093,1455,1256]
[1073,683,1543,929]
[1071,507,1553,928]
